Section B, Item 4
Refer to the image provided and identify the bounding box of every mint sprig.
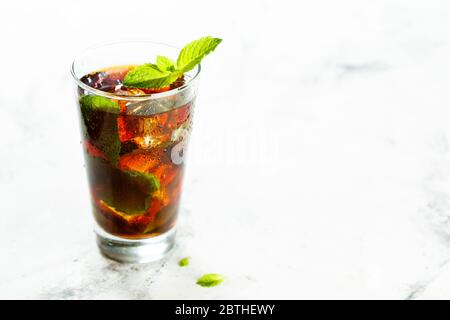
[156,55,176,72]
[123,36,222,89]
[176,36,222,73]
[122,63,179,89]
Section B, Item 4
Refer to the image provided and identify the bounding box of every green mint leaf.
[87,156,160,215]
[176,36,222,73]
[123,36,221,89]
[79,95,121,165]
[178,257,190,267]
[79,95,120,113]
[123,63,178,88]
[196,273,225,287]
[156,55,176,72]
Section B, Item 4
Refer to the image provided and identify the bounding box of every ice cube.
[118,113,171,146]
[80,71,120,93]
[118,149,161,172]
[125,97,177,116]
[114,87,146,96]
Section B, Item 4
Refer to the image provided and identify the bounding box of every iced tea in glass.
[71,42,199,262]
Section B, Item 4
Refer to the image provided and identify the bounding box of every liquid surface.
[80,65,186,95]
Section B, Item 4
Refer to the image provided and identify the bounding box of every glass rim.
[70,40,201,101]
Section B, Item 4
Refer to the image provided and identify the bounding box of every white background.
[2,0,450,299]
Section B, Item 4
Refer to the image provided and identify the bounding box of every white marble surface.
[2,0,450,299]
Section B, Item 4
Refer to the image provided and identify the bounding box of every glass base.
[96,228,176,263]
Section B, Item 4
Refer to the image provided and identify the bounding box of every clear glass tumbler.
[71,42,199,263]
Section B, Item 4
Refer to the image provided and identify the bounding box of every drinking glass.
[71,42,199,263]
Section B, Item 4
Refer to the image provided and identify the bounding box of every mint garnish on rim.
[156,55,176,72]
[122,64,178,89]
[123,36,222,89]
[176,37,222,73]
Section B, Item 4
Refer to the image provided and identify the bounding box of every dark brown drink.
[78,66,193,239]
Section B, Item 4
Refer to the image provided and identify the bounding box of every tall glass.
[71,42,199,263]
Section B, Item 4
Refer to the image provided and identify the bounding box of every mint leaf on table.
[196,274,225,287]
[156,55,176,72]
[123,36,222,89]
[176,36,222,73]
[178,257,190,267]
[79,95,121,165]
[123,63,179,89]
